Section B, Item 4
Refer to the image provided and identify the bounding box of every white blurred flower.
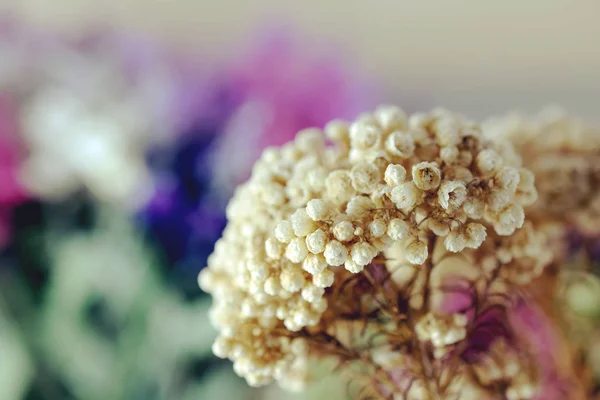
[0,304,34,400]
[20,86,155,208]
[38,213,245,399]
[1,26,193,209]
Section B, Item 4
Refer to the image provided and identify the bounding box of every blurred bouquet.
[0,20,211,209]
[0,18,378,400]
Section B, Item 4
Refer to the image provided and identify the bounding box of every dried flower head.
[483,109,600,248]
[485,109,600,398]
[200,106,563,398]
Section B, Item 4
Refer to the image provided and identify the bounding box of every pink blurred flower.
[508,298,585,400]
[226,31,377,148]
[462,296,584,399]
[209,31,379,197]
[0,94,28,245]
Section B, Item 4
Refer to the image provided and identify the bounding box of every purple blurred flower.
[141,86,238,275]
[141,32,379,280]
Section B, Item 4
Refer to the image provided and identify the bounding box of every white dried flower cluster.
[200,106,543,388]
[471,339,538,400]
[484,109,600,399]
[370,348,432,400]
[415,312,468,358]
[483,109,600,237]
[370,341,515,400]
[467,221,553,286]
[495,222,553,285]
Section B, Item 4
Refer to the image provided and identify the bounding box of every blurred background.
[0,1,598,399]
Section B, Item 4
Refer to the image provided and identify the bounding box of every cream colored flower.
[412,162,442,191]
[199,106,546,390]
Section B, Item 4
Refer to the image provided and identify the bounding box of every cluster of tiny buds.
[199,105,542,389]
[483,109,600,239]
[472,339,538,400]
[415,312,468,359]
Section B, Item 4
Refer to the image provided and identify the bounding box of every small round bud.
[333,221,354,242]
[445,230,467,253]
[446,166,473,182]
[385,131,415,158]
[495,166,520,193]
[295,128,324,152]
[260,147,280,163]
[409,111,434,130]
[280,269,305,293]
[326,170,355,204]
[301,285,325,303]
[349,120,382,150]
[463,198,485,219]
[306,229,327,254]
[198,269,213,292]
[433,118,461,147]
[405,239,428,265]
[464,223,487,249]
[412,162,442,191]
[248,260,270,282]
[476,149,502,175]
[516,168,538,206]
[384,164,407,186]
[409,127,429,145]
[351,242,378,266]
[274,220,294,243]
[440,146,459,164]
[488,189,510,212]
[374,105,408,132]
[518,168,535,188]
[303,254,328,274]
[311,297,328,313]
[281,143,302,162]
[323,240,348,266]
[306,199,329,221]
[565,274,600,318]
[350,162,381,193]
[369,219,387,238]
[212,337,231,358]
[494,204,525,235]
[313,269,335,288]
[438,181,467,210]
[261,182,286,206]
[290,208,316,237]
[346,196,375,218]
[391,182,420,209]
[344,259,364,273]
[387,218,409,240]
[285,238,309,263]
[264,276,281,296]
[429,219,450,236]
[265,236,285,259]
[324,119,349,144]
[307,167,328,192]
[456,151,473,167]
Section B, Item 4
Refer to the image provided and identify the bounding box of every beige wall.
[3,0,599,119]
